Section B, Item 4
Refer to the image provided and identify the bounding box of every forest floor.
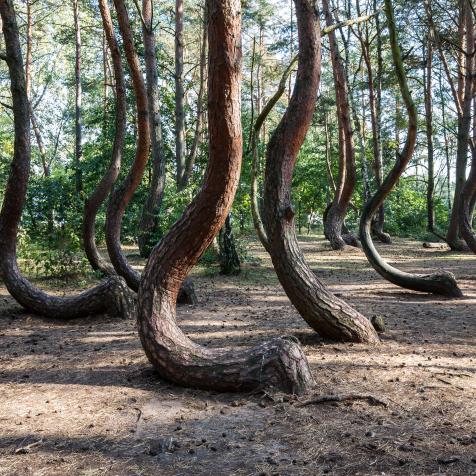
[0,236,475,476]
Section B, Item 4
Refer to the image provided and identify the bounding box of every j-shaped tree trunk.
[218,214,240,275]
[359,0,462,298]
[137,0,313,394]
[0,0,135,320]
[138,0,166,258]
[322,0,358,250]
[446,0,474,251]
[262,0,378,343]
[83,0,126,275]
[105,0,196,305]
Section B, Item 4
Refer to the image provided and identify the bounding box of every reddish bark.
[0,0,134,320]
[136,0,313,393]
[262,0,378,343]
[83,0,126,275]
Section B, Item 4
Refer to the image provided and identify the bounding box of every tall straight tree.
[138,0,167,258]
[72,0,83,195]
[175,0,186,186]
[262,0,378,343]
[136,0,313,393]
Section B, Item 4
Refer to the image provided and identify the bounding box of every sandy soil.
[0,236,475,476]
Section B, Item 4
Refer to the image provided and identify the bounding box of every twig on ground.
[299,394,388,408]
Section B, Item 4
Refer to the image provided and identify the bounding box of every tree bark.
[459,97,476,253]
[105,0,197,305]
[322,0,359,250]
[446,0,474,251]
[179,2,208,189]
[424,32,436,234]
[73,0,83,195]
[218,214,240,275]
[175,0,186,186]
[0,0,135,321]
[137,0,313,394]
[359,0,462,298]
[83,0,126,275]
[138,0,167,258]
[105,0,150,291]
[262,0,378,343]
[355,0,390,244]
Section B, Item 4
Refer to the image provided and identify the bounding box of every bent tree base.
[136,0,312,394]
[263,0,378,343]
[359,0,462,299]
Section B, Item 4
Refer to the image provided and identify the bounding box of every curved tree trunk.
[322,0,358,250]
[0,0,135,320]
[104,0,196,305]
[137,0,166,259]
[83,0,126,275]
[136,0,313,394]
[105,0,150,292]
[359,0,462,298]
[262,0,378,343]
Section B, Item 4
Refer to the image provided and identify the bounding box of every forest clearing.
[1,0,476,474]
[1,238,475,475]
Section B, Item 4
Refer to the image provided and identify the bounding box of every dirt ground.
[0,236,475,476]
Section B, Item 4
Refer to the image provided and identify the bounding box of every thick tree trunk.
[83,0,126,275]
[138,0,166,258]
[359,0,462,298]
[0,0,135,320]
[322,0,358,250]
[218,214,240,275]
[72,0,83,195]
[175,0,186,186]
[262,0,378,343]
[137,0,313,394]
[446,0,474,251]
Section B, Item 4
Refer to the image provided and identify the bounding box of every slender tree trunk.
[356,0,390,243]
[0,0,135,320]
[322,0,359,250]
[105,0,197,305]
[359,0,462,297]
[138,0,166,258]
[175,0,186,186]
[73,0,83,195]
[83,0,126,275]
[105,0,150,292]
[447,0,474,251]
[137,0,313,394]
[424,35,436,234]
[179,2,208,189]
[459,97,476,253]
[262,0,378,343]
